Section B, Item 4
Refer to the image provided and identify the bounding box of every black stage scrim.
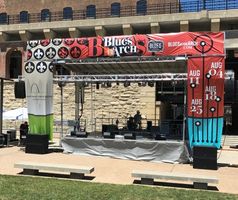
[61,137,189,163]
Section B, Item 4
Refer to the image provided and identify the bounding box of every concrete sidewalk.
[0,144,238,194]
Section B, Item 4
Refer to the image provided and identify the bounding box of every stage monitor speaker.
[147,121,152,131]
[14,81,26,99]
[76,131,88,138]
[103,131,115,139]
[25,134,48,154]
[124,132,136,140]
[193,146,217,170]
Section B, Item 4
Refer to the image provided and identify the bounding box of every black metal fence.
[0,0,237,25]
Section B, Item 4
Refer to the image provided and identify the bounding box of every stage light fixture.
[101,82,107,88]
[106,82,112,87]
[148,81,154,87]
[140,82,146,87]
[124,81,130,87]
[83,82,89,87]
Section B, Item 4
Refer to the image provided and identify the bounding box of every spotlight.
[141,82,146,87]
[83,82,89,87]
[148,81,154,87]
[106,82,112,87]
[138,82,146,87]
[124,81,130,87]
[101,82,107,88]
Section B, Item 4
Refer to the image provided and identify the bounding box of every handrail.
[0,1,237,25]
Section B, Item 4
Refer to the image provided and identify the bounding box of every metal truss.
[18,72,234,83]
[54,71,234,83]
[54,73,188,83]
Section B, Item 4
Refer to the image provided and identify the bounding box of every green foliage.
[0,175,237,200]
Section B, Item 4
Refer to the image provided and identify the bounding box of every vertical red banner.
[187,56,225,148]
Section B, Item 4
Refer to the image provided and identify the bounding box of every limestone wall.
[3,81,158,133]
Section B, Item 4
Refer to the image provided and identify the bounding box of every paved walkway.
[0,144,238,194]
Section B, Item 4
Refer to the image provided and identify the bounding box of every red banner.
[187,56,225,118]
[27,32,224,61]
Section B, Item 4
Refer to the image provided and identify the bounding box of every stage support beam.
[43,29,56,39]
[180,21,189,32]
[211,18,220,32]
[123,24,133,35]
[19,30,32,41]
[95,26,106,36]
[0,32,9,42]
[69,27,81,38]
[150,22,160,34]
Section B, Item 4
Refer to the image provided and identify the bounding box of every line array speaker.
[14,81,26,99]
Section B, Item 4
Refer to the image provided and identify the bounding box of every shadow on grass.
[18,171,95,180]
[133,180,218,191]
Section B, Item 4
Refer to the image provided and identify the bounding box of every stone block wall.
[3,81,158,133]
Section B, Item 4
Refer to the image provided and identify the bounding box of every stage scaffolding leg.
[182,81,187,142]
[75,82,84,129]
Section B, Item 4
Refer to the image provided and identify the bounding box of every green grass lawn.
[0,175,237,200]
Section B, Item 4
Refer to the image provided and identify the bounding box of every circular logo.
[190,83,196,88]
[46,47,56,59]
[70,46,81,58]
[195,121,201,126]
[194,34,213,53]
[33,48,44,60]
[216,96,221,102]
[206,73,212,79]
[77,39,89,46]
[28,40,39,48]
[210,107,216,112]
[36,61,47,73]
[40,39,51,47]
[49,62,54,73]
[58,47,69,58]
[25,62,35,73]
[52,39,62,46]
[64,38,75,45]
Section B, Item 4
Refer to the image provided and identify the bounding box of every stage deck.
[61,136,189,163]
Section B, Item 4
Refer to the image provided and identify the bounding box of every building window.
[41,9,51,21]
[0,12,8,24]
[86,5,96,18]
[63,7,73,20]
[136,0,147,15]
[19,11,29,23]
[111,2,120,16]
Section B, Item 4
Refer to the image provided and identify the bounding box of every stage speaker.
[124,132,136,140]
[14,81,26,99]
[76,131,88,138]
[25,134,48,154]
[193,146,217,170]
[147,121,152,131]
[103,131,115,139]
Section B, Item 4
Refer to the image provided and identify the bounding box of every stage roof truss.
[51,56,188,75]
[53,72,233,83]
